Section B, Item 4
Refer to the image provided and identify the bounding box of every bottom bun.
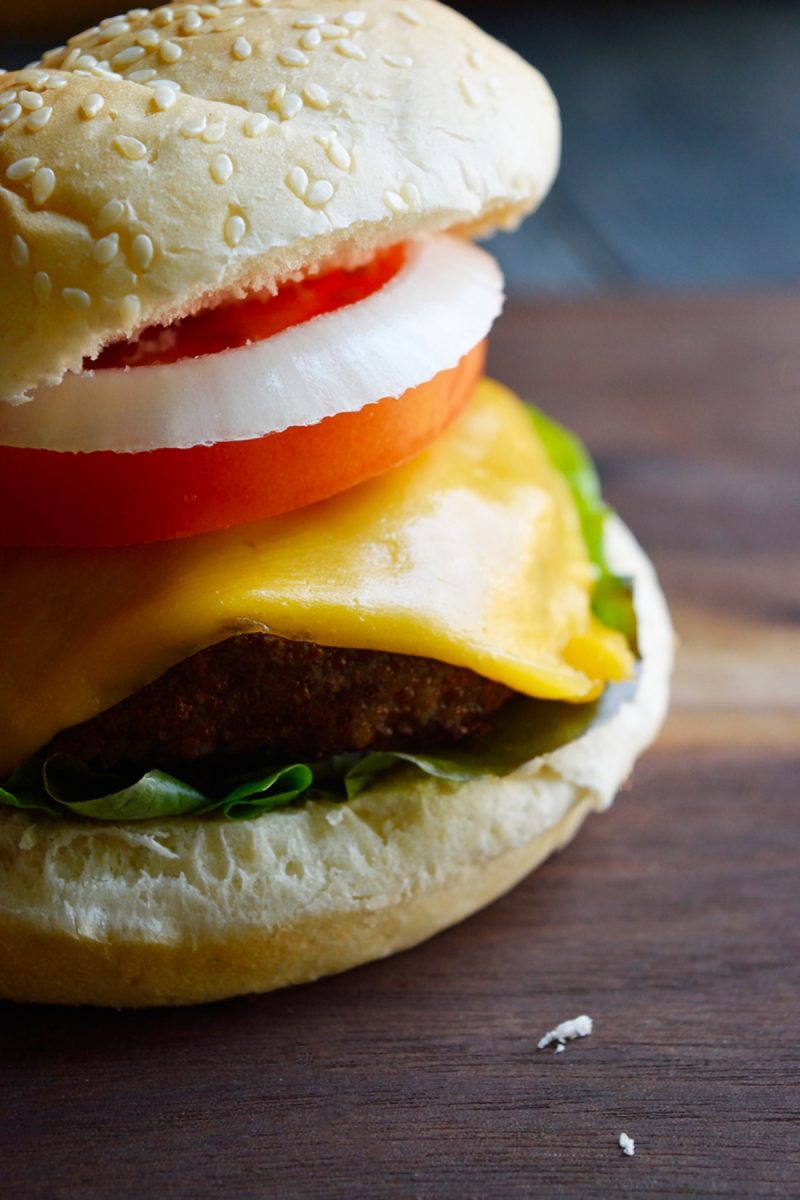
[0,519,672,1007]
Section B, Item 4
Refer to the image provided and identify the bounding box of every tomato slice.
[0,246,485,548]
[0,343,485,548]
[92,245,406,369]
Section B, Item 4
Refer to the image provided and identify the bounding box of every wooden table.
[2,296,798,1198]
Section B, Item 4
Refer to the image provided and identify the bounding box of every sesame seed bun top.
[0,1,560,401]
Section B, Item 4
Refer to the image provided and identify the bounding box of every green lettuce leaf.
[1,755,316,822]
[0,403,637,823]
[0,677,636,823]
[341,674,636,799]
[528,406,637,648]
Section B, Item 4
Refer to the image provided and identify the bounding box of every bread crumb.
[537,1014,593,1051]
[619,1132,635,1157]
[325,807,345,826]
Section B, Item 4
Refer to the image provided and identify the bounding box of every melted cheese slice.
[0,380,632,775]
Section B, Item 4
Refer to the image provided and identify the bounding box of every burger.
[0,0,672,1006]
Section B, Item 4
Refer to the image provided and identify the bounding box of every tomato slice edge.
[92,245,406,371]
[0,343,486,548]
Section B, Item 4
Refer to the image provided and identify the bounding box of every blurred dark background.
[3,1,799,294]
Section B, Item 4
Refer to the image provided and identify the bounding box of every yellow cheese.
[0,380,632,774]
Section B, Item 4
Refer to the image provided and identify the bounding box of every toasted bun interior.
[0,520,672,1007]
[0,0,559,400]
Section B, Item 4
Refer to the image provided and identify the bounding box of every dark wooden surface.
[5,2,800,292]
[1,295,799,1199]
[466,0,800,292]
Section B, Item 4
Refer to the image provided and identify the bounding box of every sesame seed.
[91,64,122,80]
[217,0,244,7]
[181,114,207,137]
[224,214,246,247]
[305,179,334,207]
[61,48,82,69]
[250,0,271,7]
[114,135,148,160]
[324,137,351,171]
[278,47,310,67]
[120,294,141,326]
[210,153,234,184]
[384,189,408,214]
[201,121,226,142]
[17,68,47,87]
[97,198,126,229]
[336,39,366,61]
[382,53,412,68]
[132,232,155,269]
[127,8,150,18]
[468,48,485,69]
[232,36,253,60]
[280,92,303,120]
[0,102,23,128]
[200,5,220,16]
[159,40,182,63]
[320,23,347,39]
[10,235,30,268]
[286,165,309,198]
[97,21,131,42]
[7,157,40,182]
[303,82,329,109]
[128,68,158,83]
[402,181,421,209]
[63,288,92,311]
[459,76,480,107]
[152,9,173,27]
[136,29,161,47]
[74,55,100,71]
[18,90,44,110]
[80,93,105,119]
[0,90,16,106]
[269,83,286,106]
[300,28,322,49]
[397,6,422,25]
[32,167,56,205]
[92,233,120,264]
[341,11,366,27]
[26,105,53,130]
[215,15,245,30]
[33,271,52,304]
[112,45,147,68]
[153,78,182,91]
[243,111,270,137]
[181,11,204,33]
[292,15,324,28]
[151,83,176,110]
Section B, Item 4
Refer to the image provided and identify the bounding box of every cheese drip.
[0,380,632,775]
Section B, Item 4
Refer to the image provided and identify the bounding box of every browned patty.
[47,634,512,771]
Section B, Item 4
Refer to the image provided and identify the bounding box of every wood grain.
[488,293,800,759]
[1,295,798,1199]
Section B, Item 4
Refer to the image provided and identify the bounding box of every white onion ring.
[0,236,504,453]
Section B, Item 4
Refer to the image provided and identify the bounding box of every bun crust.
[0,1,559,400]
[0,520,672,1007]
